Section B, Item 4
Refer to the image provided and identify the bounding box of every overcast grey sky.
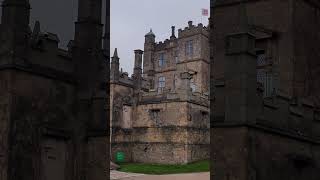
[111,0,210,75]
[0,0,209,75]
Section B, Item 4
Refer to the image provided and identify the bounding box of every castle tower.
[111,48,120,81]
[143,29,156,88]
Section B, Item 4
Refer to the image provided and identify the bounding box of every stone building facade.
[0,0,108,180]
[110,21,210,164]
[210,0,320,179]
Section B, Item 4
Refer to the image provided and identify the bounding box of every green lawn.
[118,160,210,175]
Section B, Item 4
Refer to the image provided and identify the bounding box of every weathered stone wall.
[292,0,320,104]
[250,129,320,180]
[0,71,10,180]
[211,127,250,180]
[211,0,320,179]
[179,60,210,93]
[8,69,76,179]
[134,102,189,127]
[132,143,188,164]
[110,83,134,128]
[30,40,73,74]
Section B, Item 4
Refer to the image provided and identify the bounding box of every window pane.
[158,76,165,88]
[159,53,165,67]
[189,40,193,56]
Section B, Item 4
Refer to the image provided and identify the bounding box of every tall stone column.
[73,0,107,179]
[0,1,35,180]
[133,49,143,94]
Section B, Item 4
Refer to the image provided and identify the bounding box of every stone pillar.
[224,32,257,124]
[73,0,108,180]
[211,1,258,180]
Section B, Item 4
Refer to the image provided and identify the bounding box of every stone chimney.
[170,26,176,39]
[188,21,193,28]
[134,49,143,72]
[133,49,143,93]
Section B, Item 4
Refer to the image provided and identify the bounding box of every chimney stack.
[170,26,176,39]
[134,49,143,70]
[188,21,193,28]
[133,49,144,94]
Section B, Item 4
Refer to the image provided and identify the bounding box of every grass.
[117,160,210,175]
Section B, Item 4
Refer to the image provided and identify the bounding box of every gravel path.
[110,170,210,180]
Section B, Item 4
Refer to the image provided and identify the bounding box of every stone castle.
[110,21,210,164]
[0,0,109,179]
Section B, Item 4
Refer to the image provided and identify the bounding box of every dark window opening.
[150,109,162,126]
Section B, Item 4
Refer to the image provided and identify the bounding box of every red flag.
[202,8,208,16]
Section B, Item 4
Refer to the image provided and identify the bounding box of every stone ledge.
[212,121,320,144]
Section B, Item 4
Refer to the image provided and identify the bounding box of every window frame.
[159,53,165,67]
[185,40,194,57]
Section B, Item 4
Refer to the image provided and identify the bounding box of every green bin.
[116,151,125,163]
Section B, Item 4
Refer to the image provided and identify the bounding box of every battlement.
[178,21,209,38]
[154,38,178,51]
[151,21,208,51]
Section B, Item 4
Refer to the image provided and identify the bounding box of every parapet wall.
[178,23,209,39]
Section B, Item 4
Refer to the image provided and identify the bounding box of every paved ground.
[110,170,210,180]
